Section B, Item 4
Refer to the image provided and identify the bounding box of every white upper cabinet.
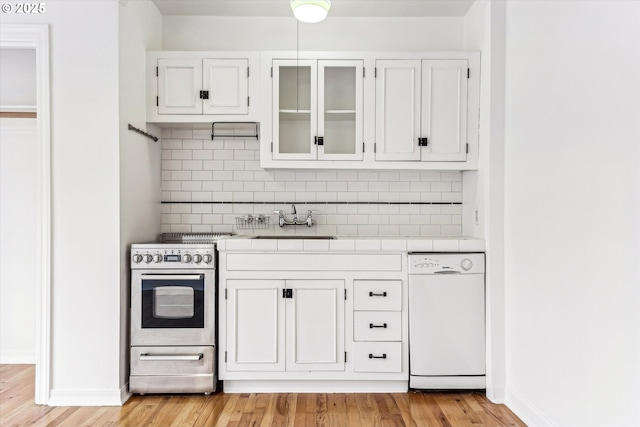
[375,59,469,162]
[421,60,468,162]
[272,59,364,161]
[260,52,480,170]
[157,58,202,115]
[202,59,249,115]
[375,60,422,161]
[147,52,258,123]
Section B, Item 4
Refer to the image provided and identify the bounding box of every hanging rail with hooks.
[211,122,259,140]
[128,124,158,142]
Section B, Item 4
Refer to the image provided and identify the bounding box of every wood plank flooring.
[1,365,526,426]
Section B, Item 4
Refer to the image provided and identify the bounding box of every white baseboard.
[506,385,556,427]
[223,380,408,393]
[49,387,125,406]
[0,350,36,364]
[486,384,506,404]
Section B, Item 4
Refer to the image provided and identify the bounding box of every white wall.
[2,1,124,404]
[462,0,509,403]
[162,16,465,51]
[0,49,36,109]
[503,1,640,426]
[118,0,163,392]
[0,118,37,363]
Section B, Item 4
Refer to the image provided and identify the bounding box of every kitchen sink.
[253,235,336,240]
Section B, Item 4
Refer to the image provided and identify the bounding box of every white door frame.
[0,24,51,405]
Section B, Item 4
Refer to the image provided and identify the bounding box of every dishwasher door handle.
[434,270,462,274]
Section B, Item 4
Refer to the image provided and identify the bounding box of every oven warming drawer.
[130,345,216,394]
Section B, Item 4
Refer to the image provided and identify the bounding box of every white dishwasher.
[408,253,485,389]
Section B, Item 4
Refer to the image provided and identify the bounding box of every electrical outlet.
[474,208,480,225]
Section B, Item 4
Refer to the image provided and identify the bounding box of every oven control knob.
[193,254,203,263]
[461,258,473,271]
[143,254,153,264]
[132,254,143,264]
[153,254,163,263]
[203,254,213,264]
[182,254,192,263]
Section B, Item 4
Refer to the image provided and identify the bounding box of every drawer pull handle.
[369,353,387,359]
[369,291,387,297]
[369,323,388,329]
[139,353,204,361]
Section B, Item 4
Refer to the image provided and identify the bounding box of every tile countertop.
[217,236,485,253]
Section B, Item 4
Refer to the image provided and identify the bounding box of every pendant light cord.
[296,20,299,113]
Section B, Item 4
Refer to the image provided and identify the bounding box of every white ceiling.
[151,0,476,18]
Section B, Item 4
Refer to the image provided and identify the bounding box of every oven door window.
[141,275,204,328]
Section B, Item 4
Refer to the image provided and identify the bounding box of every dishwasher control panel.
[408,253,485,275]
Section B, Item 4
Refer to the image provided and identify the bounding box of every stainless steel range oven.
[130,242,217,394]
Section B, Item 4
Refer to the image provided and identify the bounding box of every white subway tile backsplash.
[171,150,193,160]
[192,192,213,202]
[202,181,223,192]
[192,150,213,160]
[160,135,464,237]
[181,181,202,192]
[192,129,210,139]
[182,160,203,170]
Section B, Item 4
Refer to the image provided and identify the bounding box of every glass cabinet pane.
[278,65,312,155]
[321,64,359,157]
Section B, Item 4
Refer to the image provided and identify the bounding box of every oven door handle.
[140,274,203,281]
[139,353,204,361]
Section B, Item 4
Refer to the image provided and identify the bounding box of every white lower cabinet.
[353,342,402,373]
[226,280,285,372]
[286,280,345,372]
[218,250,408,392]
[225,279,344,373]
[353,280,403,374]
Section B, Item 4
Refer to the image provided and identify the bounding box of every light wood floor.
[1,365,526,426]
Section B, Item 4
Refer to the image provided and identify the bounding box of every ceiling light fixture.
[290,0,331,23]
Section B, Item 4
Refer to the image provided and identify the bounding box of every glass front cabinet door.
[272,59,364,161]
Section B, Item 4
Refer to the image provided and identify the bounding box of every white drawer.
[353,342,402,373]
[354,311,402,342]
[353,280,401,311]
[130,346,215,376]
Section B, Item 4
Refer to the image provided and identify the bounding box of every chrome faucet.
[273,204,314,227]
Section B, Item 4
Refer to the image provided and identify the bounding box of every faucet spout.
[291,203,297,215]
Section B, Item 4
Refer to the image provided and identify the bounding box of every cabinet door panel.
[286,280,345,371]
[226,280,285,371]
[272,60,317,160]
[421,60,468,161]
[203,59,248,115]
[375,60,421,161]
[157,58,202,115]
[318,60,364,160]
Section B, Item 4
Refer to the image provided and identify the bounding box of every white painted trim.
[484,0,507,405]
[222,380,408,393]
[0,24,51,406]
[506,385,556,427]
[0,105,37,113]
[48,388,126,407]
[0,350,37,364]
[120,382,132,405]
